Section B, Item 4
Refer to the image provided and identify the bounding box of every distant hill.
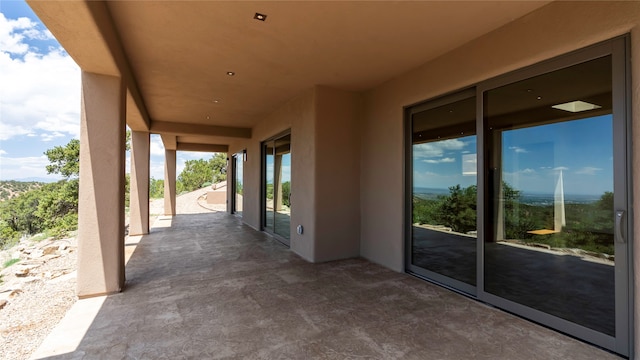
[0,180,45,202]
[10,177,60,183]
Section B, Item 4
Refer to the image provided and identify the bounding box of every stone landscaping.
[0,235,78,360]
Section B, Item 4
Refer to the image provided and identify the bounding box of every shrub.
[3,258,20,268]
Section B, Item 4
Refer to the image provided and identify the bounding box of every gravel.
[0,237,77,360]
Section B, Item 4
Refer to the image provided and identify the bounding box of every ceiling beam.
[151,121,252,139]
[177,143,229,153]
[87,1,151,131]
[27,1,151,131]
[161,134,177,150]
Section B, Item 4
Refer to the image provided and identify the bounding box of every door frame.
[404,87,478,296]
[261,130,292,246]
[230,151,244,216]
[404,35,633,356]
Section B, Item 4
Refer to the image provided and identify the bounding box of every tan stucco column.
[77,72,126,297]
[274,154,283,211]
[129,131,150,235]
[164,149,176,216]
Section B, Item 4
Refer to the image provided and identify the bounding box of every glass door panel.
[234,153,243,216]
[263,143,274,233]
[484,56,618,337]
[274,135,291,242]
[409,92,477,294]
[262,132,291,246]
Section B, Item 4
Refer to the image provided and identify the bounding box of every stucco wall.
[360,1,640,356]
[314,86,361,262]
[229,86,362,263]
[360,0,640,270]
[229,89,317,261]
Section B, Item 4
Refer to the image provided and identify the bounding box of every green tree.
[0,134,136,247]
[44,139,80,178]
[434,184,477,233]
[596,191,613,211]
[501,181,536,240]
[44,131,130,179]
[282,181,291,207]
[149,178,164,199]
[412,197,439,225]
[34,181,79,236]
[125,129,131,151]
[208,153,227,185]
[43,139,81,230]
[177,153,227,192]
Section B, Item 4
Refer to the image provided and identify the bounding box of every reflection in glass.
[411,95,477,288]
[485,56,615,335]
[234,154,243,216]
[264,143,274,232]
[274,135,291,240]
[263,134,291,244]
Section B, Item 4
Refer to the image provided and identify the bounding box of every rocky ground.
[0,186,223,360]
[0,235,78,360]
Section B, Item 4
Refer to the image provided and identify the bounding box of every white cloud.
[0,13,80,142]
[40,131,65,142]
[553,166,569,171]
[22,28,54,41]
[521,168,535,174]
[150,135,165,156]
[0,121,31,139]
[0,154,61,180]
[276,165,291,182]
[179,151,209,160]
[414,139,465,159]
[423,157,455,164]
[150,161,165,180]
[0,149,6,155]
[508,146,528,153]
[576,166,602,175]
[0,15,34,54]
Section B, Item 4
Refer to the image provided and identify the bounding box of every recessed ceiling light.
[212,99,220,104]
[552,100,602,113]
[206,115,210,120]
[254,13,267,21]
[226,71,235,76]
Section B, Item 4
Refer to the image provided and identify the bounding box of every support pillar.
[274,154,283,211]
[77,72,126,297]
[164,149,176,216]
[129,131,150,235]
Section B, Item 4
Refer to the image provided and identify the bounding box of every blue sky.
[413,115,614,196]
[0,0,211,181]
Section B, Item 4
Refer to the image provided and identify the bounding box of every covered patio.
[25,1,640,357]
[33,212,618,359]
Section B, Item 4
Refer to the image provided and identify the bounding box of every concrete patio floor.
[32,212,619,359]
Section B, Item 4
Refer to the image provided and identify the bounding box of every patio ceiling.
[28,1,551,149]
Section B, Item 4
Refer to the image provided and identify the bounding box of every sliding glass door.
[407,89,478,295]
[484,55,619,340]
[262,132,291,246]
[406,37,630,356]
[231,153,243,216]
